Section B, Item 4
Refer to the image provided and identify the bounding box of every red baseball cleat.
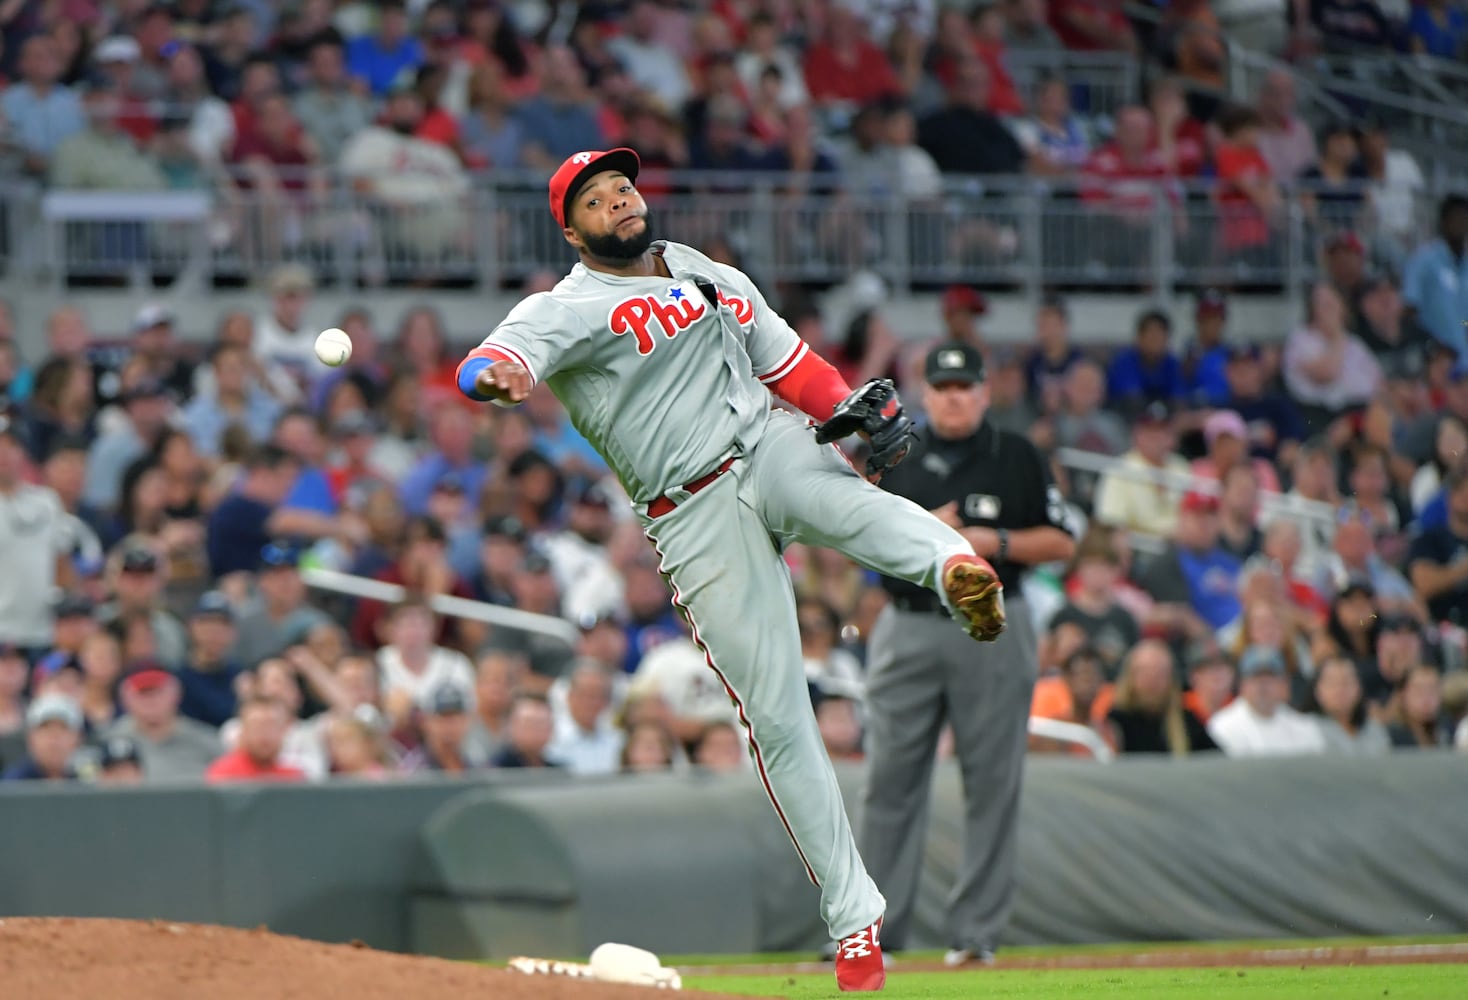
[834,917,886,992]
[942,554,1006,642]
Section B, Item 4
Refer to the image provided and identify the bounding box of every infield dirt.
[0,917,747,1000]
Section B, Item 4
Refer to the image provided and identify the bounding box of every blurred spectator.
[1220,344,1304,465]
[1282,283,1382,429]
[802,3,900,112]
[1138,490,1241,632]
[917,59,1024,176]
[51,83,167,192]
[1359,120,1424,261]
[692,719,746,772]
[23,358,96,464]
[460,61,524,169]
[1183,291,1231,407]
[1407,465,1468,627]
[467,514,527,605]
[1191,410,1283,493]
[1182,640,1236,724]
[339,83,472,260]
[735,12,808,110]
[98,543,187,669]
[166,43,236,165]
[399,407,486,517]
[1148,76,1207,178]
[205,696,307,781]
[797,597,862,697]
[1306,654,1391,754]
[1253,69,1317,181]
[2,35,85,178]
[104,659,220,781]
[458,0,537,101]
[0,415,74,654]
[620,555,681,674]
[1408,413,1466,516]
[205,446,331,578]
[516,45,604,168]
[1105,639,1215,755]
[1384,663,1452,748]
[95,733,145,784]
[375,597,475,724]
[352,516,477,651]
[1049,532,1141,670]
[547,661,621,775]
[63,605,109,711]
[939,286,989,350]
[1,694,83,781]
[1207,645,1326,755]
[1094,401,1189,539]
[123,305,194,401]
[1213,105,1282,265]
[1012,76,1091,176]
[1159,0,1226,93]
[0,646,26,771]
[325,412,389,507]
[1355,277,1426,379]
[233,542,332,667]
[400,683,485,773]
[1049,0,1139,52]
[411,64,460,152]
[1047,359,1129,465]
[609,0,692,111]
[1022,293,1082,404]
[620,720,678,772]
[813,689,862,762]
[293,37,373,162]
[544,483,620,623]
[491,692,560,768]
[1216,464,1263,561]
[183,343,283,459]
[1408,0,1467,56]
[463,650,519,762]
[1079,105,1176,273]
[1301,123,1367,238]
[1106,308,1185,415]
[252,265,318,395]
[687,94,766,171]
[272,409,336,515]
[971,5,1026,117]
[984,350,1038,437]
[1029,646,1111,753]
[177,591,243,728]
[1005,0,1065,51]
[626,636,735,749]
[346,0,422,98]
[203,5,259,101]
[1403,195,1468,359]
[229,93,328,261]
[326,710,393,778]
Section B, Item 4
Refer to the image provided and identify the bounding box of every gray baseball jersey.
[469,241,804,504]
[460,240,979,942]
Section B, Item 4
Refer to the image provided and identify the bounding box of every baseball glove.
[813,379,915,479]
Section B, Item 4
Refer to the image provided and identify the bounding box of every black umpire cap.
[925,342,986,385]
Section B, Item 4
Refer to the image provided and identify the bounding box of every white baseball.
[314,328,353,367]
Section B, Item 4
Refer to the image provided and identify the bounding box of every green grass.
[664,933,1468,968]
[686,965,1466,999]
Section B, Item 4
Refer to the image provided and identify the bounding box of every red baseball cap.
[548,147,642,229]
[1180,491,1220,515]
[942,285,988,316]
[121,659,174,693]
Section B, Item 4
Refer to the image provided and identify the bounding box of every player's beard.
[580,211,656,262]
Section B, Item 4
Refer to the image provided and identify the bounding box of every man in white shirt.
[543,482,622,624]
[607,1,692,111]
[1208,646,1326,756]
[253,264,318,391]
[1093,401,1191,539]
[0,415,73,654]
[547,661,623,775]
[375,599,476,725]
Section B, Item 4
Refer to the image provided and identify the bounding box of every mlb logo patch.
[966,494,1001,520]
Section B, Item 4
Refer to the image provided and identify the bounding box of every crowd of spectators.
[3,180,1468,785]
[0,0,1439,282]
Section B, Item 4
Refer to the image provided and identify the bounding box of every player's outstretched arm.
[457,353,533,405]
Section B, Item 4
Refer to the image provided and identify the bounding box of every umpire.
[859,341,1075,965]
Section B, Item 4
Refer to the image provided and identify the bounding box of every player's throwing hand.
[474,361,533,403]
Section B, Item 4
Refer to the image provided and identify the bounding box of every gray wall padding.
[1,756,1463,958]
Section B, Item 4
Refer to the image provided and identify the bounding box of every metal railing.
[6,169,1445,296]
[1028,717,1116,761]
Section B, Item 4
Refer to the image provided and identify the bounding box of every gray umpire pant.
[858,597,1038,952]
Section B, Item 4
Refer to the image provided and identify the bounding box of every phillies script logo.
[607,286,755,356]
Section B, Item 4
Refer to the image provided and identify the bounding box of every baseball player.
[456,148,1006,993]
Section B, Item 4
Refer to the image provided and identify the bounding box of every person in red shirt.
[205,697,307,782]
[972,5,1025,117]
[1213,104,1282,260]
[1081,105,1179,273]
[1148,75,1208,177]
[802,3,900,109]
[1049,0,1139,53]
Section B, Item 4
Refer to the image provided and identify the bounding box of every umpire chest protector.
[878,419,1064,607]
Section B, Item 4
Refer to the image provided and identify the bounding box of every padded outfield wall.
[0,756,1462,956]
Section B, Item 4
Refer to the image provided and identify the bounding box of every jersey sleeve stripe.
[757,341,809,384]
[461,343,539,386]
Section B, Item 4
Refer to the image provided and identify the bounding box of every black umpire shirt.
[878,418,1068,612]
